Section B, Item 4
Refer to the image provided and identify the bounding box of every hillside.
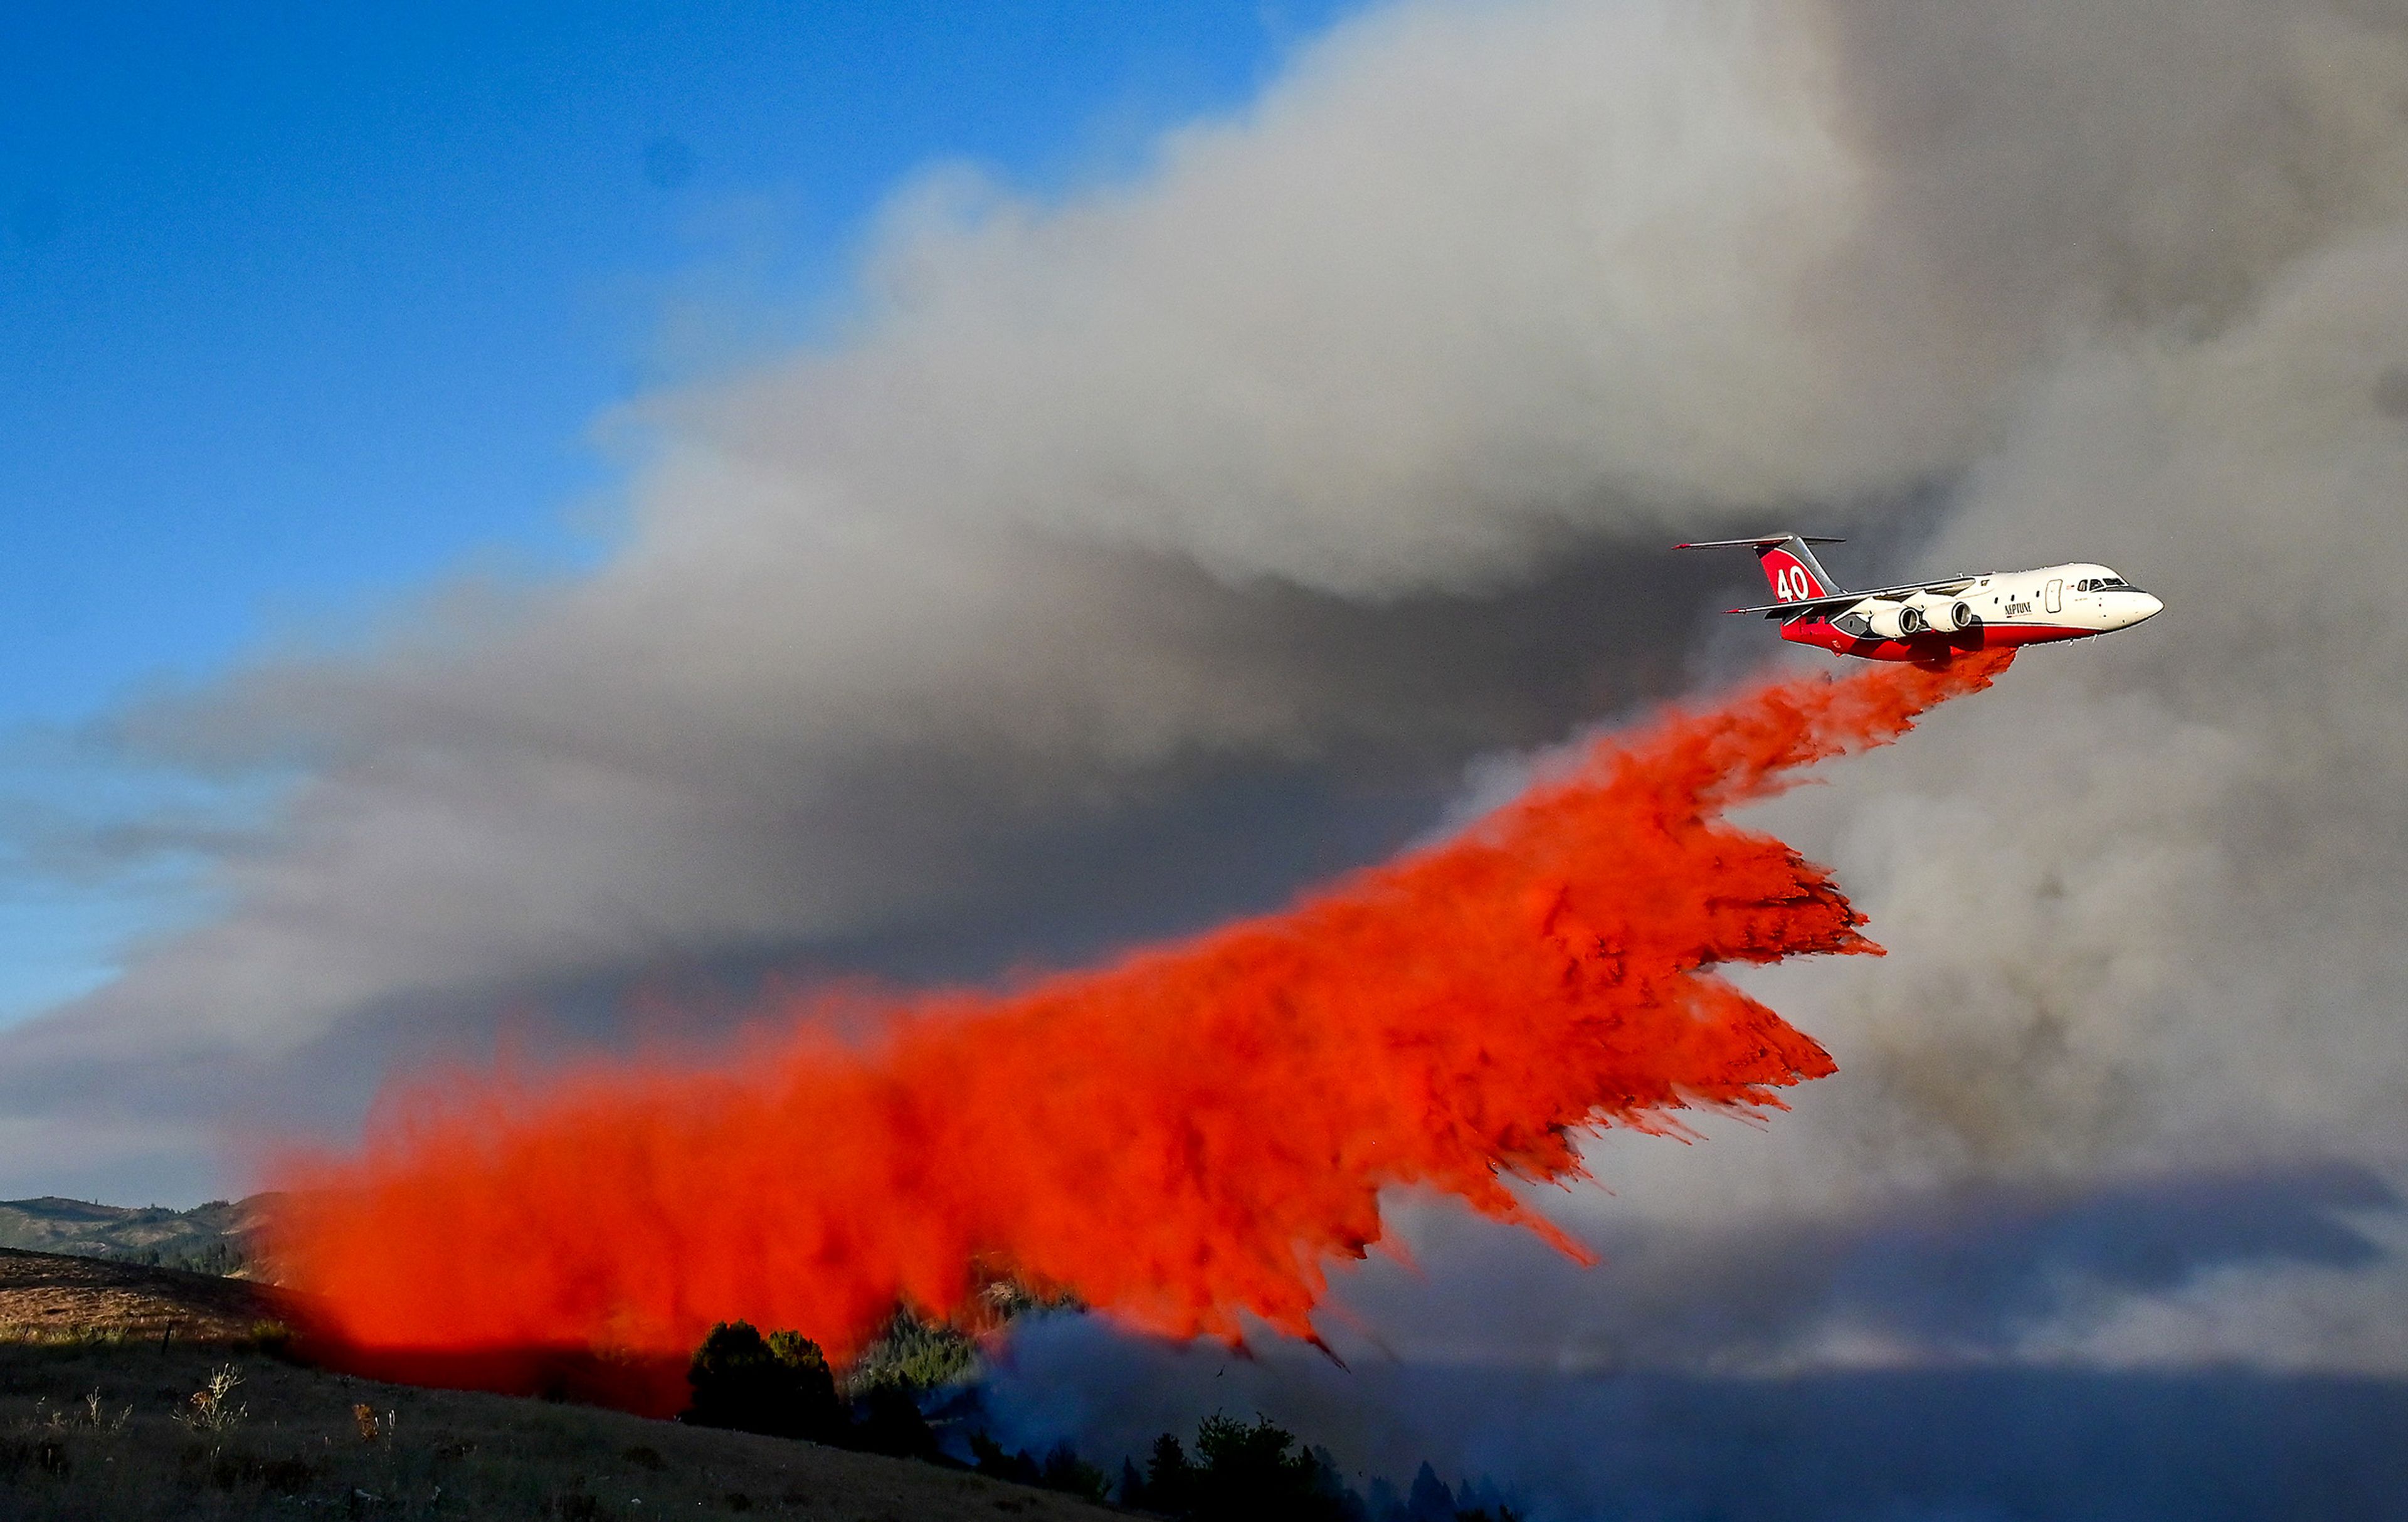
[0,1247,1114,1520]
[0,1248,292,1345]
[0,1196,270,1276]
[1,1336,1115,1521]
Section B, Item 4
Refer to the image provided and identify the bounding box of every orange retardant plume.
[265,652,2010,1412]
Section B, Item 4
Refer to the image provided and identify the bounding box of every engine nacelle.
[1911,595,1980,633]
[1860,601,1926,640]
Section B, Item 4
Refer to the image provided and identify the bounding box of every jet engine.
[1911,595,1980,633]
[1861,601,1926,639]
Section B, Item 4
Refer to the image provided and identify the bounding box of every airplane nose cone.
[2130,593,2163,623]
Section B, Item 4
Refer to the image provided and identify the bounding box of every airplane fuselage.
[1783,563,2163,662]
[1676,536,2164,663]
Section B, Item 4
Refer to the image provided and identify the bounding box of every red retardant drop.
[265,652,2013,1412]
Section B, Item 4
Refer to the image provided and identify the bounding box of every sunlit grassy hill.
[0,1197,272,1277]
[0,1247,288,1345]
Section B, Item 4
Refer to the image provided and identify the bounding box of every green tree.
[968,1429,1041,1486]
[968,1431,1109,1501]
[1129,1415,1353,1521]
[843,1307,981,1396]
[682,1321,847,1442]
[1038,1443,1111,1503]
[1126,1431,1196,1512]
[849,1382,939,1459]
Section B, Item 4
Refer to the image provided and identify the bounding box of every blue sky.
[0,0,1359,1020]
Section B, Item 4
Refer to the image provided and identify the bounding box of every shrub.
[172,1365,247,1439]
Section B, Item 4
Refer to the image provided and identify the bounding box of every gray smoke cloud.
[0,0,2054,1181]
[6,0,2408,1511]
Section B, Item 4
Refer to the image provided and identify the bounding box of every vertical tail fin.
[1675,535,1846,603]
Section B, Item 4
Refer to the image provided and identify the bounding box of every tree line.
[682,1319,1521,1521]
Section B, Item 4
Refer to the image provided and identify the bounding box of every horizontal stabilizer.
[1679,534,1849,601]
[1675,536,1846,549]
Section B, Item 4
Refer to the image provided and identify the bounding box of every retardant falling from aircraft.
[266,651,2012,1408]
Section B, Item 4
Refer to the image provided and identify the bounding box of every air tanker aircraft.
[1678,534,2162,662]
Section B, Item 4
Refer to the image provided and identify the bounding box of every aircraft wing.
[1726,575,1980,617]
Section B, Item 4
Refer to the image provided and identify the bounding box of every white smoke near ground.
[5,0,2408,1508]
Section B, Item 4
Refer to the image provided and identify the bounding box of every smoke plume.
[270,653,2007,1408]
[5,0,2407,1508]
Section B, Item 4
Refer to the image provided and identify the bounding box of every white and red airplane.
[1677,534,2162,662]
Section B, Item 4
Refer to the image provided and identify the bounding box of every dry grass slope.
[0,1247,291,1345]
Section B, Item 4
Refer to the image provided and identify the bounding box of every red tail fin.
[1756,539,1838,602]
